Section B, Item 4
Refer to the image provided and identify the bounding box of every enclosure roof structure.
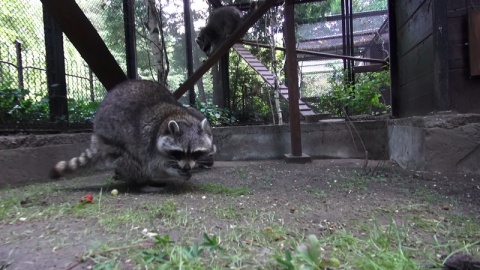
[297,10,388,58]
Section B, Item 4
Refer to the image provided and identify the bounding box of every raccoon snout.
[181,164,192,172]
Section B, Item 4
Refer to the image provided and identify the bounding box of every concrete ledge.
[0,121,388,188]
[284,154,312,164]
[388,113,480,173]
[213,120,388,161]
[0,134,90,188]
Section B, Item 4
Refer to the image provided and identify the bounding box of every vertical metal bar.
[123,0,137,79]
[89,68,95,102]
[221,55,230,109]
[43,4,68,124]
[183,0,195,105]
[387,0,399,117]
[284,0,302,157]
[348,0,355,82]
[341,0,347,70]
[14,40,24,90]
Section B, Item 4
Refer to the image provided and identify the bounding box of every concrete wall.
[388,113,480,173]
[214,120,388,160]
[0,134,90,188]
[2,114,477,188]
[0,120,388,188]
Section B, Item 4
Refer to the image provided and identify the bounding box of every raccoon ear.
[195,36,203,45]
[200,118,210,132]
[168,120,180,135]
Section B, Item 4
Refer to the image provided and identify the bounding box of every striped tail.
[50,147,97,179]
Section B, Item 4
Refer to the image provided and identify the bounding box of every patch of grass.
[99,199,186,233]
[308,188,328,198]
[213,205,243,220]
[336,172,387,191]
[232,167,248,179]
[199,183,251,195]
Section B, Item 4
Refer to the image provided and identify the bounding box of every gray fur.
[50,80,216,185]
[196,6,243,56]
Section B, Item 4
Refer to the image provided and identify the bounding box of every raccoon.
[196,6,243,56]
[50,80,216,185]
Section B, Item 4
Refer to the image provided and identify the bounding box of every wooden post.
[123,0,137,79]
[432,0,449,110]
[183,0,195,105]
[43,5,68,124]
[14,40,24,90]
[283,0,311,163]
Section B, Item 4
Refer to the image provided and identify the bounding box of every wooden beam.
[174,0,276,99]
[353,64,385,73]
[284,0,302,157]
[40,0,127,90]
[469,9,480,76]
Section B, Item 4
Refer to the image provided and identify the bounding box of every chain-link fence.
[0,0,106,133]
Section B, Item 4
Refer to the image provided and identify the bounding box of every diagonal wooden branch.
[173,0,277,100]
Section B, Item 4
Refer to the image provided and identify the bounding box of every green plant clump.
[319,67,391,116]
[0,80,100,124]
[0,82,49,124]
[193,101,237,126]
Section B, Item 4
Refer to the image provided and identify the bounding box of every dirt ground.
[1,159,479,269]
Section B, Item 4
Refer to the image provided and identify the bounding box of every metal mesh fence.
[1,0,390,132]
[0,0,106,133]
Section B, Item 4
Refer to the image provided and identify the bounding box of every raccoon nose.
[182,164,192,171]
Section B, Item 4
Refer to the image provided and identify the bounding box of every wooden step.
[233,43,317,116]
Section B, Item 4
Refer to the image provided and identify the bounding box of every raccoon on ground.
[50,80,216,186]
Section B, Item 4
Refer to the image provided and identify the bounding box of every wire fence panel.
[0,0,106,133]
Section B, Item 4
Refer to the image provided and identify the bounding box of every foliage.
[0,80,100,124]
[276,234,342,270]
[193,101,237,126]
[229,50,278,123]
[141,233,224,268]
[0,80,49,124]
[317,67,391,116]
[68,99,100,123]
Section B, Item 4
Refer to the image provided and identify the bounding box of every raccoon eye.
[191,151,208,160]
[168,150,185,160]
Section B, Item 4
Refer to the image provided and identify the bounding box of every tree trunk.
[146,0,168,86]
[190,15,206,103]
[269,10,283,125]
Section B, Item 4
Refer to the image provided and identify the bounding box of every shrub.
[318,67,391,117]
[193,101,237,126]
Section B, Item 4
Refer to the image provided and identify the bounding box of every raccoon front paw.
[179,169,192,180]
[165,167,192,180]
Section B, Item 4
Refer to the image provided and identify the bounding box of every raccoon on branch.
[195,6,243,57]
[50,80,216,186]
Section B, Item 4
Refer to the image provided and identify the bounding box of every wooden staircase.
[232,43,317,118]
